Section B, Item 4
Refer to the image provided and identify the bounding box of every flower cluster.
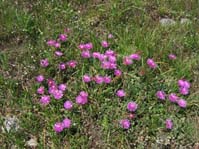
[54,118,71,133]
[36,31,191,133]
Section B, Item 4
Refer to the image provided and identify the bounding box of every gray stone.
[26,138,38,147]
[180,18,191,24]
[2,116,19,132]
[160,18,176,26]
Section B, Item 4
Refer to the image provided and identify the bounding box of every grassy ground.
[0,0,199,148]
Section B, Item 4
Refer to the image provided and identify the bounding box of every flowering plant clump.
[35,30,191,134]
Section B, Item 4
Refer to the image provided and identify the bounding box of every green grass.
[0,0,199,148]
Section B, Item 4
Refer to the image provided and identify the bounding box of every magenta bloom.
[101,41,109,48]
[105,49,115,56]
[48,85,57,95]
[36,75,44,83]
[116,89,126,97]
[52,89,63,100]
[83,74,91,83]
[103,76,111,84]
[92,52,101,58]
[129,54,141,61]
[40,95,50,105]
[54,42,61,48]
[127,102,138,112]
[81,50,91,58]
[59,34,67,42]
[156,91,166,100]
[94,75,104,84]
[147,58,157,69]
[177,99,187,108]
[59,63,66,70]
[78,44,85,50]
[108,55,117,63]
[40,59,49,67]
[58,84,67,91]
[67,60,77,68]
[168,54,176,60]
[79,91,88,98]
[168,93,178,102]
[76,95,88,105]
[64,100,73,110]
[101,61,111,69]
[37,86,45,94]
[47,40,56,46]
[120,119,130,129]
[55,51,63,57]
[53,122,64,133]
[178,79,190,89]
[179,87,189,95]
[156,90,166,99]
[62,118,71,128]
[84,43,93,50]
[123,56,133,65]
[98,54,107,61]
[47,79,56,87]
[114,69,122,77]
[165,119,173,130]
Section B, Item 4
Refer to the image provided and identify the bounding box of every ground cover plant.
[0,0,199,148]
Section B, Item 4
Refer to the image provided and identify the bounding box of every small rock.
[2,116,19,133]
[26,138,38,147]
[160,18,176,26]
[180,18,191,24]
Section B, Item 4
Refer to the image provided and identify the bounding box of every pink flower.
[109,63,117,69]
[108,55,117,63]
[40,95,50,105]
[62,118,71,128]
[179,87,189,95]
[53,122,64,133]
[101,41,109,48]
[178,80,190,89]
[129,54,141,61]
[147,58,157,69]
[98,54,107,61]
[40,59,49,67]
[123,56,133,65]
[54,42,61,48]
[55,51,63,57]
[67,60,77,68]
[37,86,45,94]
[156,91,166,100]
[114,69,122,77]
[103,76,111,84]
[108,34,113,39]
[120,119,130,129]
[128,113,135,120]
[84,43,93,50]
[168,93,178,102]
[127,102,138,112]
[47,40,56,46]
[78,44,85,50]
[81,50,91,58]
[92,52,101,58]
[83,75,91,83]
[94,75,104,84]
[52,89,63,100]
[101,61,111,69]
[105,49,115,56]
[79,91,88,98]
[64,100,73,110]
[76,95,88,105]
[47,79,56,87]
[168,54,176,60]
[165,119,173,130]
[59,34,67,42]
[177,99,187,108]
[59,63,66,70]
[48,85,57,94]
[36,75,44,83]
[58,84,67,91]
[116,89,126,97]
